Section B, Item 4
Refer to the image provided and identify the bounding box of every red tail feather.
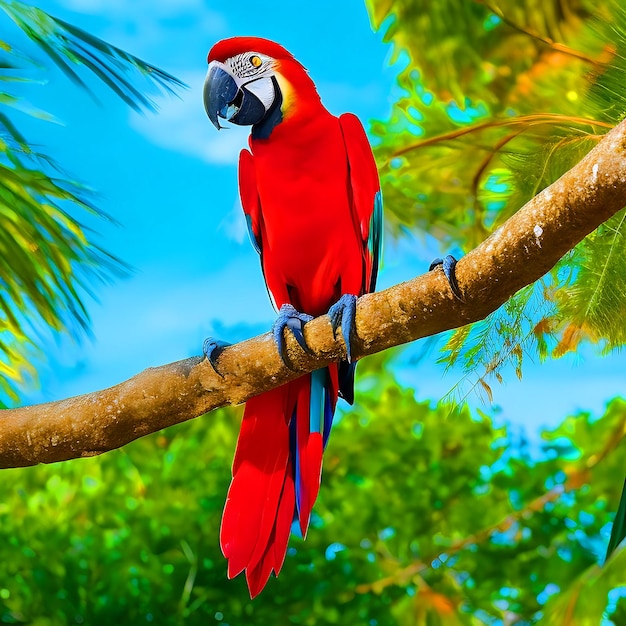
[220,385,292,580]
[220,370,337,597]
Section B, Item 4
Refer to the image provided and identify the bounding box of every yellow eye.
[250,55,262,68]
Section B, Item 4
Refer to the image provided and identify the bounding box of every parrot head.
[204,37,319,138]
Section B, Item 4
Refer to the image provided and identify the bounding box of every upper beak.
[203,63,239,130]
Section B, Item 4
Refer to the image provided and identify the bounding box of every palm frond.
[585,2,626,123]
[555,210,626,349]
[0,0,186,112]
[0,145,128,401]
[440,277,559,405]
[0,2,186,402]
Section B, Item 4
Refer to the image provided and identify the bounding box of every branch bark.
[2,119,626,469]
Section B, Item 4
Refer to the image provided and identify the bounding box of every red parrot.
[203,36,383,597]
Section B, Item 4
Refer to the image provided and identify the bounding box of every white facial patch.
[243,77,276,110]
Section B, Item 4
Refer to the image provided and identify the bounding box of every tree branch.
[2,119,626,470]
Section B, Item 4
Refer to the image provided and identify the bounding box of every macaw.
[203,36,458,597]
[202,36,382,597]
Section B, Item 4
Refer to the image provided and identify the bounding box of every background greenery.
[1,0,626,624]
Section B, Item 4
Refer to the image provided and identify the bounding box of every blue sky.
[6,0,625,437]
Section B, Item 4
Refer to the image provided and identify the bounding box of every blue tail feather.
[289,406,302,520]
[309,369,325,435]
[323,387,333,448]
[289,369,338,533]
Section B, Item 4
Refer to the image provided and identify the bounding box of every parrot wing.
[239,146,282,308]
[239,147,263,256]
[339,112,383,293]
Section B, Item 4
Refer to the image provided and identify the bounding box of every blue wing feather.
[368,190,383,292]
[245,213,262,255]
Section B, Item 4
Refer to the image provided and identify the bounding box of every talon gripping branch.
[203,37,383,597]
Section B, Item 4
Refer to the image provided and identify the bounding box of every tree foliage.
[0,0,183,402]
[365,0,626,389]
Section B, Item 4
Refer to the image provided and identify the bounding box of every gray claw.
[328,294,357,363]
[272,304,313,366]
[203,337,231,377]
[429,254,463,301]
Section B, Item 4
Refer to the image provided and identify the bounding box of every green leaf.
[540,548,626,624]
[605,477,626,560]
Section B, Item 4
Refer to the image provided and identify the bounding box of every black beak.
[203,64,238,130]
[204,63,271,129]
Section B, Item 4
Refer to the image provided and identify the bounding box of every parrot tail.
[220,365,339,598]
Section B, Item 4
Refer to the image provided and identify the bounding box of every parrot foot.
[272,304,314,365]
[429,255,463,301]
[203,337,232,377]
[328,294,357,363]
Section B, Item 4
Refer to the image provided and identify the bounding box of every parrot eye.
[249,55,262,68]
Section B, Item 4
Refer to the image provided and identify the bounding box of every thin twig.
[476,0,605,67]
[389,114,611,160]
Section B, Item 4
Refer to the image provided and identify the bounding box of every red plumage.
[209,37,382,597]
[208,37,297,65]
